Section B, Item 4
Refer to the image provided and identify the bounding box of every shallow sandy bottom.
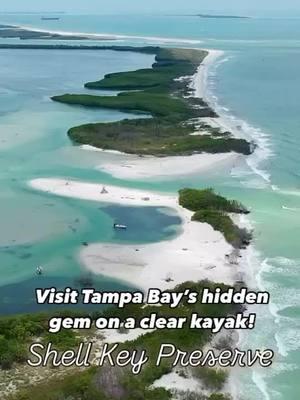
[29,178,236,291]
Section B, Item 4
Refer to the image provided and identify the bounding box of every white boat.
[113,223,127,230]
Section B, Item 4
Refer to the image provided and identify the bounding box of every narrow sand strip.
[95,152,240,180]
[29,178,235,291]
[15,24,202,44]
[190,49,224,99]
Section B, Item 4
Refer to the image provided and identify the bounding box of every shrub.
[179,188,247,214]
[178,188,251,248]
[192,209,251,248]
[192,367,228,391]
[209,394,232,400]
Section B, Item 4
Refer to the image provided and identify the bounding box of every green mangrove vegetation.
[51,46,253,156]
[0,312,80,370]
[6,280,238,400]
[179,188,252,248]
[66,117,250,156]
[179,188,249,214]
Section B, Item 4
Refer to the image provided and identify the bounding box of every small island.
[166,14,250,19]
[51,46,252,157]
[196,14,250,19]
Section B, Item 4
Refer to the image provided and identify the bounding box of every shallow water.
[0,48,181,312]
[0,14,299,400]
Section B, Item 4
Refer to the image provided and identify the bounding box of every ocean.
[0,13,299,400]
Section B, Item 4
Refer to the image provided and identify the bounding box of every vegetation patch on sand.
[0,312,81,370]
[179,188,252,248]
[51,47,253,156]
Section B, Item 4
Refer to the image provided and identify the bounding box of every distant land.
[0,11,65,15]
[168,13,250,19]
[0,25,115,41]
[197,14,250,19]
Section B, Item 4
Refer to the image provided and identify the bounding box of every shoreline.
[0,17,284,400]
[79,47,245,181]
[196,50,272,188]
[28,47,246,292]
[12,24,203,44]
[29,178,235,291]
[193,49,264,399]
[190,48,224,99]
[26,47,248,400]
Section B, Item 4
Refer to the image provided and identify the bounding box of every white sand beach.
[95,152,240,180]
[77,48,242,181]
[190,49,224,99]
[28,47,243,291]
[30,178,235,291]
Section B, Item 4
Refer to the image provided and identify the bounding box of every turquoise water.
[0,14,299,400]
[0,48,181,312]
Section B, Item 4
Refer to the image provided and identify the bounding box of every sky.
[0,0,299,17]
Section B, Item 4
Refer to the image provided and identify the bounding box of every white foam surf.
[281,205,300,211]
[276,328,300,357]
[252,371,271,400]
[227,219,299,397]
[196,47,298,400]
[200,52,274,189]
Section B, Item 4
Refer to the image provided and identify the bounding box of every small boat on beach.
[113,223,128,230]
